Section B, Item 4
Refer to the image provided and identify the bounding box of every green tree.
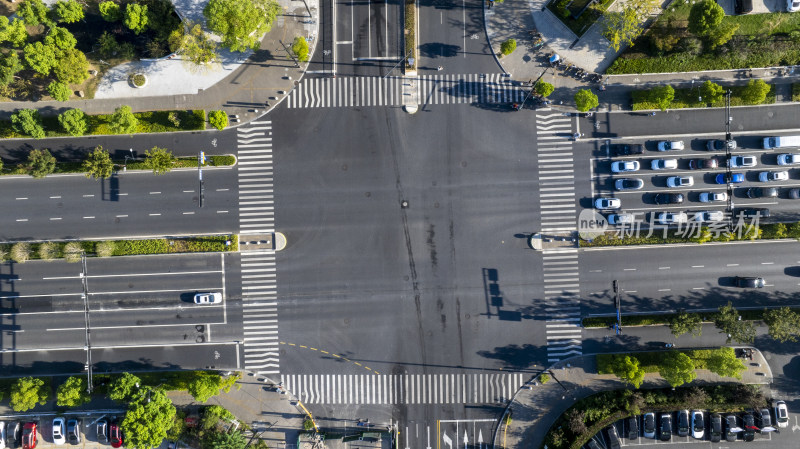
[45,27,77,55]
[292,36,309,62]
[99,0,123,22]
[706,347,746,379]
[688,0,724,36]
[58,108,87,136]
[0,51,23,87]
[658,351,697,388]
[698,80,724,104]
[500,38,516,56]
[144,146,176,175]
[764,307,800,342]
[124,3,149,34]
[11,242,31,263]
[707,22,739,49]
[714,301,756,344]
[109,372,141,402]
[208,110,228,130]
[741,79,770,105]
[11,109,45,139]
[601,0,659,51]
[18,0,51,27]
[649,84,674,111]
[23,41,57,76]
[205,431,247,449]
[38,242,58,260]
[611,355,646,388]
[669,310,703,338]
[179,23,219,66]
[109,105,139,134]
[97,31,119,58]
[54,48,89,84]
[63,242,83,262]
[574,89,599,112]
[54,0,84,23]
[96,240,116,257]
[0,17,29,47]
[10,377,49,412]
[203,0,282,52]
[48,80,71,101]
[121,386,176,449]
[534,80,554,98]
[56,376,90,407]
[26,149,56,178]
[187,372,226,402]
[83,146,115,180]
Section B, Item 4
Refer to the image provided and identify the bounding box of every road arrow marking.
[443,431,452,449]
[478,430,483,449]
[427,426,431,449]
[463,430,468,449]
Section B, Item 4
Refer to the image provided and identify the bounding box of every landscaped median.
[0,235,239,263]
[580,219,800,247]
[404,0,416,71]
[631,80,774,111]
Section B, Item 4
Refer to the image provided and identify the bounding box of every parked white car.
[657,141,684,151]
[778,153,800,165]
[666,176,694,188]
[651,159,678,170]
[611,161,640,173]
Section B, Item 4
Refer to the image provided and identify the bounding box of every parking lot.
[589,137,800,226]
[588,407,797,449]
[0,412,129,449]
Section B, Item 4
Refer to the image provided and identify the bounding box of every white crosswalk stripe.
[542,249,581,362]
[286,74,525,108]
[280,373,525,404]
[237,120,280,375]
[537,113,577,233]
[237,122,275,235]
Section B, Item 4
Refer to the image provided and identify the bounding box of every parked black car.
[735,208,770,219]
[627,416,639,440]
[660,414,672,441]
[725,415,739,442]
[710,414,722,443]
[654,193,684,205]
[610,143,644,156]
[606,425,622,449]
[746,187,777,198]
[743,414,756,441]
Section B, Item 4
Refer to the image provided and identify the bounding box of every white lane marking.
[623,268,636,271]
[116,215,128,218]
[183,190,195,193]
[43,270,224,280]
[727,264,739,267]
[216,188,230,192]
[118,193,128,196]
[692,287,705,290]
[83,216,95,219]
[762,262,774,265]
[659,267,670,270]
[16,197,27,200]
[50,217,62,221]
[83,194,95,198]
[149,213,161,216]
[183,212,195,215]
[16,219,28,222]
[691,265,704,268]
[658,288,671,292]
[150,192,161,195]
[50,196,61,199]
[217,210,229,214]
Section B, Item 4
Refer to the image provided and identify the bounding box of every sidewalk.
[496,347,772,449]
[485,0,800,112]
[0,0,319,123]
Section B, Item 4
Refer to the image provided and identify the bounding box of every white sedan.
[778,153,800,165]
[595,198,621,210]
[759,171,789,182]
[657,141,684,151]
[651,159,678,170]
[694,211,725,222]
[194,292,223,305]
[666,176,694,188]
[699,191,727,202]
[658,212,688,224]
[728,155,758,168]
[611,160,640,173]
[53,418,66,446]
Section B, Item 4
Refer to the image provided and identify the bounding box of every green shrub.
[95,241,115,257]
[500,39,517,56]
[38,242,59,260]
[11,242,31,263]
[539,373,550,384]
[292,36,309,62]
[208,110,228,130]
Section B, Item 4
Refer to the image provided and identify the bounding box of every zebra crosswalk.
[236,120,280,375]
[285,74,525,108]
[237,122,275,235]
[280,373,525,404]
[542,248,582,363]
[537,113,577,233]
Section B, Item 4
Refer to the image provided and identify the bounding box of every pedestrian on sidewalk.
[437,66,443,71]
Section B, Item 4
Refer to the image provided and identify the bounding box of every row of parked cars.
[0,419,122,448]
[586,403,789,449]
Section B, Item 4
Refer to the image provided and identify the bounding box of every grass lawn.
[547,0,615,37]
[609,0,800,73]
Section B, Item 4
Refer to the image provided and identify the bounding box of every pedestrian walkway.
[235,120,280,376]
[540,248,582,363]
[536,112,577,233]
[280,373,525,405]
[285,74,526,108]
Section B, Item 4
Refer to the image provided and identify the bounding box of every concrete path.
[494,345,772,449]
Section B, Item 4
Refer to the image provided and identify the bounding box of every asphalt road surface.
[0,167,238,240]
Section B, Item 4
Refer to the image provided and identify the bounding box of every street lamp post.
[123,149,134,171]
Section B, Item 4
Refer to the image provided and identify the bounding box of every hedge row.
[0,110,207,139]
[579,220,800,248]
[404,0,415,70]
[631,83,776,110]
[0,155,236,177]
[596,350,722,375]
[0,235,239,262]
[582,307,800,328]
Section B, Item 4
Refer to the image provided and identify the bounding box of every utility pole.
[80,253,93,393]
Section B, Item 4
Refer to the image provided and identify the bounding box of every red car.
[22,422,37,449]
[110,422,123,448]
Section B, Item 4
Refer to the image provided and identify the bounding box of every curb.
[483,3,510,76]
[580,238,798,252]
